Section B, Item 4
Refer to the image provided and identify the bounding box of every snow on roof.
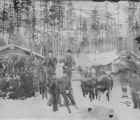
[0,44,44,59]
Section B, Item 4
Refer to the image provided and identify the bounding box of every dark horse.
[79,66,113,102]
[81,75,113,102]
[95,74,113,101]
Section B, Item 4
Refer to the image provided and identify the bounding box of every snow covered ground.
[0,78,140,120]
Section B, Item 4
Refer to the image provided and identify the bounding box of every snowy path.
[0,76,140,120]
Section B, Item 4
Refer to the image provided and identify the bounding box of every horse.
[78,66,113,102]
[95,73,113,101]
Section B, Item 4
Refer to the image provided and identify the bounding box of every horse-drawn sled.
[77,50,140,109]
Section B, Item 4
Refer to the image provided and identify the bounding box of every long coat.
[44,57,57,76]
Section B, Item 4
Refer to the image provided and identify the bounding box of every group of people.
[79,66,113,102]
[39,49,76,112]
[79,53,140,109]
[0,68,35,99]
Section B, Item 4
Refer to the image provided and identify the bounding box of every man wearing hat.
[43,50,57,109]
[62,49,76,106]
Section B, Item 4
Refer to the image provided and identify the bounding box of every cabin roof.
[0,44,44,59]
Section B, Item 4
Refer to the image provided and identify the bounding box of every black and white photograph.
[0,0,140,120]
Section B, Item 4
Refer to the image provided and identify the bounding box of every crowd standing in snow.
[0,50,140,113]
[0,56,35,99]
[41,49,76,113]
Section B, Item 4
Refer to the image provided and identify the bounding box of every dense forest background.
[0,0,140,56]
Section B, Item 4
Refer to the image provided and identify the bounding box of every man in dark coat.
[43,50,58,109]
[44,50,57,84]
[49,77,60,111]
[61,49,76,108]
